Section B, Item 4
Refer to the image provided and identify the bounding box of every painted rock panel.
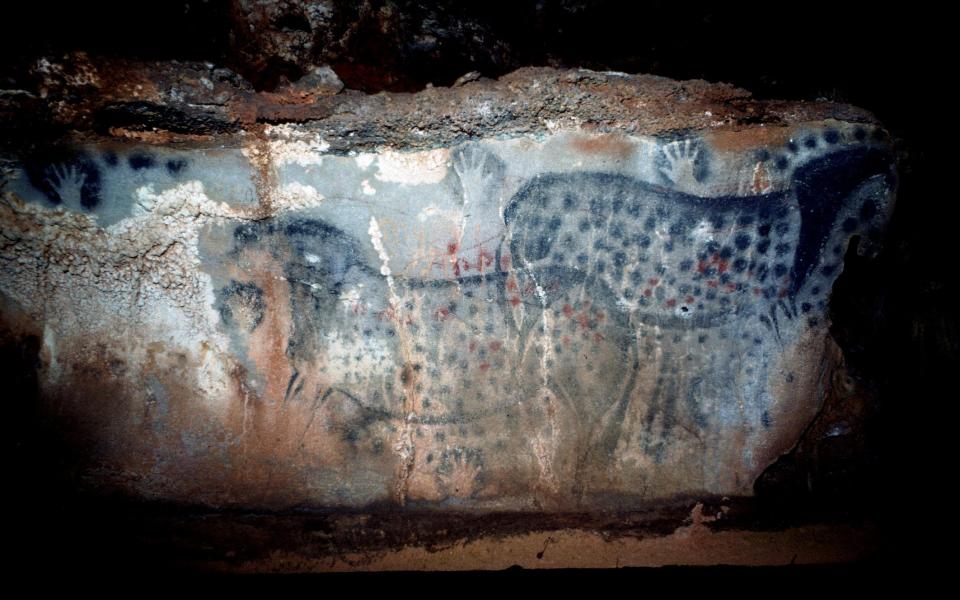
[0,70,896,510]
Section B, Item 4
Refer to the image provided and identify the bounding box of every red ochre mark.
[447,241,461,276]
[500,253,512,271]
[595,311,605,322]
[593,332,605,344]
[478,248,495,272]
[778,288,789,298]
[562,336,571,346]
[707,280,719,288]
[724,282,737,293]
[506,277,519,293]
[697,260,708,274]
[643,288,652,297]
[510,295,522,306]
[469,340,478,352]
[648,277,660,286]
[754,287,763,297]
[718,261,729,274]
[665,298,677,308]
[479,362,491,372]
[685,295,695,304]
[489,340,502,352]
[577,312,592,329]
[433,306,451,321]
[562,304,575,317]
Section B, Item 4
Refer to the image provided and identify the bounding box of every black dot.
[578,219,590,232]
[804,136,817,149]
[710,215,725,229]
[775,156,789,171]
[823,129,840,144]
[734,234,751,250]
[720,246,733,259]
[103,151,118,166]
[563,194,576,209]
[773,263,788,278]
[128,152,155,170]
[775,243,791,257]
[756,239,770,254]
[737,214,755,226]
[733,258,748,272]
[644,216,656,231]
[775,222,790,235]
[755,149,771,162]
[801,302,812,313]
[166,158,187,175]
[787,140,799,153]
[841,217,858,233]
[854,127,867,141]
[860,201,877,221]
[758,223,771,236]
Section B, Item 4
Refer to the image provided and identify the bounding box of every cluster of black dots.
[506,172,804,325]
[755,125,886,174]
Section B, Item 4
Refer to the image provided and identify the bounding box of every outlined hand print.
[47,162,87,209]
[656,139,709,189]
[452,144,505,206]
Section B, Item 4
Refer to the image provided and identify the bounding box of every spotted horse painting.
[0,106,896,511]
[193,124,896,509]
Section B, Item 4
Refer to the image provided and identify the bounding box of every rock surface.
[0,61,896,511]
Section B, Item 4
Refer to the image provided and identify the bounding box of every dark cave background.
[0,1,948,576]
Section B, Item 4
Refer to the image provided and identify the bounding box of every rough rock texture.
[0,58,896,515]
